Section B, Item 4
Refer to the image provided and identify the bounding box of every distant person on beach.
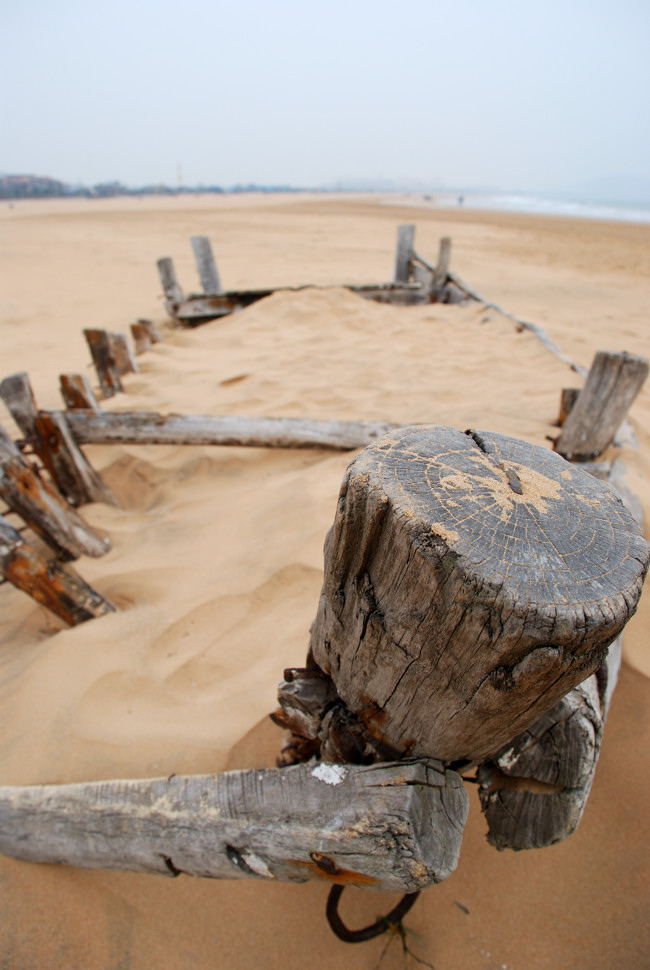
[458,195,464,206]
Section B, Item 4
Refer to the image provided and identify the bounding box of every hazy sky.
[3,0,649,195]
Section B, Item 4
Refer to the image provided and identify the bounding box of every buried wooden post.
[557,387,580,427]
[157,257,185,315]
[0,373,117,508]
[191,235,222,293]
[393,224,415,282]
[59,374,100,411]
[109,332,139,376]
[0,515,115,625]
[430,236,451,301]
[295,426,648,766]
[0,426,110,560]
[83,329,123,398]
[0,759,468,892]
[555,351,649,461]
[131,323,152,355]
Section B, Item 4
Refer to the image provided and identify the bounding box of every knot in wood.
[310,425,649,764]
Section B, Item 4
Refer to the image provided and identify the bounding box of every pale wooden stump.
[308,425,648,765]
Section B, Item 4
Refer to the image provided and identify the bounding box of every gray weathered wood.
[0,425,110,559]
[0,514,115,625]
[109,332,139,376]
[157,257,185,318]
[130,323,152,355]
[83,329,123,398]
[60,374,100,411]
[557,388,580,427]
[556,351,648,460]
[308,425,648,765]
[0,760,468,892]
[478,638,621,850]
[393,224,415,282]
[0,373,116,507]
[191,235,222,293]
[430,236,451,301]
[137,318,162,343]
[55,410,396,451]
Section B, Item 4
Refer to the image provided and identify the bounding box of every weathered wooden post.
[83,329,123,397]
[157,257,185,317]
[394,224,415,282]
[59,374,100,411]
[0,514,115,625]
[555,351,648,461]
[279,426,648,767]
[0,373,117,507]
[109,332,139,376]
[430,236,451,302]
[191,235,222,293]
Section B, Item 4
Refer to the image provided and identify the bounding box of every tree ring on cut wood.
[309,425,649,765]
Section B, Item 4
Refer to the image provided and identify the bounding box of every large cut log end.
[309,425,649,765]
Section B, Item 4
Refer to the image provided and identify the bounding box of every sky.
[3,0,650,199]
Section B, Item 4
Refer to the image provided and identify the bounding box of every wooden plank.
[0,515,115,625]
[191,235,222,293]
[157,257,185,316]
[478,639,621,850]
[109,332,139,376]
[130,323,152,355]
[307,425,648,765]
[55,410,396,451]
[0,426,110,559]
[430,237,451,301]
[0,760,467,891]
[556,351,649,460]
[59,374,100,411]
[0,373,116,507]
[393,224,415,282]
[83,330,123,398]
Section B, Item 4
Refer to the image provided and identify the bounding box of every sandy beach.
[0,193,649,969]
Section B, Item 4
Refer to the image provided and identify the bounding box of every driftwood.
[478,638,621,850]
[307,425,648,765]
[191,234,222,292]
[59,374,100,411]
[0,426,110,559]
[0,514,115,625]
[0,760,468,892]
[109,332,139,376]
[555,351,648,461]
[83,329,123,397]
[0,373,117,508]
[55,410,396,451]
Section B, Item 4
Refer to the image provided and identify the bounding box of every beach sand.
[0,193,648,968]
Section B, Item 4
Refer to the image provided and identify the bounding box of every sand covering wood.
[0,195,649,969]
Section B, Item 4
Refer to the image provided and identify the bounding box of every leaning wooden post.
[0,515,115,625]
[393,224,415,282]
[191,235,222,293]
[60,374,100,411]
[0,760,468,891]
[157,257,185,317]
[0,373,117,508]
[0,426,110,560]
[130,323,152,355]
[109,332,139,375]
[83,329,123,398]
[555,351,649,461]
[301,426,648,766]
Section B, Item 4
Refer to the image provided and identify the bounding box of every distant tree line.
[0,174,304,200]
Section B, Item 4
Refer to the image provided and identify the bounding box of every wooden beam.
[0,373,117,508]
[0,426,110,559]
[0,760,468,891]
[54,410,396,451]
[393,224,415,282]
[0,515,115,625]
[307,425,648,765]
[555,351,649,460]
[191,235,222,293]
[109,332,139,376]
[478,639,621,850]
[59,374,100,411]
[83,329,123,398]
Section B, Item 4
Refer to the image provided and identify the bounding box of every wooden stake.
[0,426,110,559]
[0,373,117,508]
[430,237,451,301]
[136,319,162,343]
[59,374,100,411]
[55,410,396,451]
[0,759,467,891]
[109,332,139,375]
[393,224,415,282]
[307,426,648,765]
[191,235,222,293]
[83,329,123,398]
[0,515,115,625]
[130,323,152,355]
[157,257,185,316]
[555,351,649,460]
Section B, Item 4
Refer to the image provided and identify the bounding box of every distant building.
[0,175,66,199]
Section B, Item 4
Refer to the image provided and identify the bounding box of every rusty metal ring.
[325,884,420,943]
